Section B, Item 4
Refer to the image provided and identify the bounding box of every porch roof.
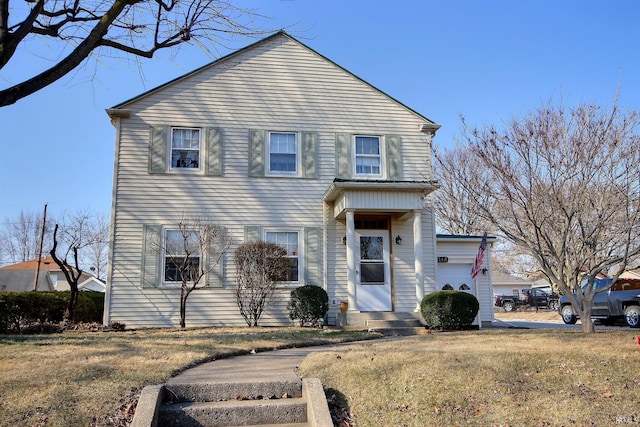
[322,179,439,202]
[323,179,439,220]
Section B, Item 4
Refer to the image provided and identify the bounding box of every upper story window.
[265,230,299,282]
[171,128,201,170]
[354,135,381,177]
[268,132,298,175]
[164,229,200,284]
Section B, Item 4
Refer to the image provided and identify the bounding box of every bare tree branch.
[0,0,276,106]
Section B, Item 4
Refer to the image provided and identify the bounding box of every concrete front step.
[131,378,333,427]
[164,381,303,403]
[338,311,424,328]
[159,397,307,426]
[365,319,423,328]
[228,424,310,427]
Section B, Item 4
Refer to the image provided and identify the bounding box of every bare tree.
[0,210,53,265]
[161,215,231,328]
[0,0,275,106]
[449,99,640,333]
[234,241,289,327]
[432,144,492,235]
[49,211,106,323]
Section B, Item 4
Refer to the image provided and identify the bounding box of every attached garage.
[436,235,496,328]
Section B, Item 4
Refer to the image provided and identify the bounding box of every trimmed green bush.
[0,291,105,334]
[420,290,479,330]
[288,285,329,327]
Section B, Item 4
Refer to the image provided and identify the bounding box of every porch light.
[395,235,402,245]
[343,235,347,245]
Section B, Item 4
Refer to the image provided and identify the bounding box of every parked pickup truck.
[495,288,559,312]
[559,278,640,327]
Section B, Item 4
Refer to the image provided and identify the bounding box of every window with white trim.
[354,135,382,176]
[164,229,200,283]
[171,127,201,170]
[268,132,298,175]
[265,230,299,282]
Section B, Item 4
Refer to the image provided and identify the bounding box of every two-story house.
[104,31,494,328]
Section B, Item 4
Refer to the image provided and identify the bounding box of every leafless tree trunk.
[50,224,83,323]
[234,241,289,327]
[48,210,110,322]
[160,214,231,328]
[446,99,640,333]
[0,0,275,106]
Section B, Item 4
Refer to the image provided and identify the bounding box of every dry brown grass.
[0,327,375,427]
[298,329,640,426]
[494,308,562,322]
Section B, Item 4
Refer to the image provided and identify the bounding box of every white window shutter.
[304,227,323,287]
[141,225,161,288]
[301,131,318,179]
[335,133,351,179]
[206,229,225,288]
[205,127,223,176]
[149,126,168,174]
[244,226,262,242]
[385,135,403,180]
[248,129,265,177]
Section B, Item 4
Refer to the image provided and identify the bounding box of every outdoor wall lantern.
[395,235,402,245]
[343,235,347,245]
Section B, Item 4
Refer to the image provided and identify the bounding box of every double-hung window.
[164,229,200,284]
[171,127,201,170]
[354,135,382,176]
[265,230,299,282]
[268,132,298,175]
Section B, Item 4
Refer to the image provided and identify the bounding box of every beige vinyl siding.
[106,34,437,327]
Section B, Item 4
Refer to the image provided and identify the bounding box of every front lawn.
[0,327,375,426]
[298,329,640,426]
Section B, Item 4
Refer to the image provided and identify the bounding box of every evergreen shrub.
[420,290,479,330]
[288,285,329,327]
[0,291,105,334]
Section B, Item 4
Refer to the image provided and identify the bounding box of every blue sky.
[1,0,639,222]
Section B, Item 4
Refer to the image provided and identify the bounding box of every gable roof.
[0,256,59,271]
[108,31,439,128]
[0,256,97,292]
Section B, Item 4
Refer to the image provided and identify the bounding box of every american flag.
[471,233,488,280]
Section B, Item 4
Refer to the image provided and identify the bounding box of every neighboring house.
[104,31,495,328]
[0,256,104,292]
[492,271,535,297]
[620,268,640,280]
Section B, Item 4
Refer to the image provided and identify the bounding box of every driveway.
[494,317,635,330]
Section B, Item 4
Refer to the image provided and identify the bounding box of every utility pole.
[32,204,47,291]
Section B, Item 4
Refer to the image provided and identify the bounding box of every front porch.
[334,311,426,336]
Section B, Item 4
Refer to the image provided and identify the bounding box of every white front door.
[356,231,392,311]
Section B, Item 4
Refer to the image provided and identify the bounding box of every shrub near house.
[288,285,329,326]
[421,291,479,330]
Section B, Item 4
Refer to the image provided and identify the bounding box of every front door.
[356,231,392,311]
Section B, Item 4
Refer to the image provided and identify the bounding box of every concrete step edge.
[159,398,307,426]
[164,380,302,403]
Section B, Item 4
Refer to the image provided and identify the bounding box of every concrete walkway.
[168,339,383,385]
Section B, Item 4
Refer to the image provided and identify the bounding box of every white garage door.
[437,263,475,294]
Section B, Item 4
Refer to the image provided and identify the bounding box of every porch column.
[345,210,356,311]
[413,210,424,310]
